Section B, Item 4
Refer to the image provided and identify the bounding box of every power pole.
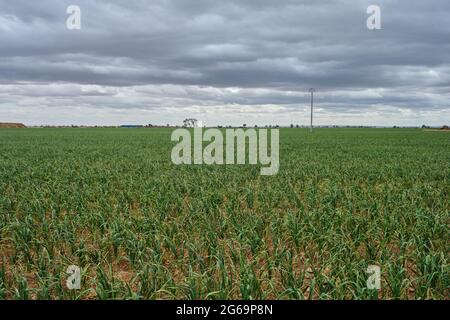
[309,88,315,132]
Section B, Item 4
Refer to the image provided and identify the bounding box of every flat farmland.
[0,128,448,299]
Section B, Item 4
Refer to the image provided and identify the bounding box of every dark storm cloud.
[0,0,449,125]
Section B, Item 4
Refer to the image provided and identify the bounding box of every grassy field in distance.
[0,128,448,299]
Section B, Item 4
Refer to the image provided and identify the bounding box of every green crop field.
[0,128,448,300]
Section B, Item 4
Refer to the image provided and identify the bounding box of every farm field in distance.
[0,128,448,300]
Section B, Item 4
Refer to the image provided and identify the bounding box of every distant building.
[0,122,26,128]
[120,125,143,128]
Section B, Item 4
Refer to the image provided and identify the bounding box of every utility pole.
[309,88,315,132]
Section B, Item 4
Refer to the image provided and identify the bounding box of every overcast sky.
[0,0,449,126]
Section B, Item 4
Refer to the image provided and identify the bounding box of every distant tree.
[183,118,198,128]
[243,124,247,128]
[290,124,294,128]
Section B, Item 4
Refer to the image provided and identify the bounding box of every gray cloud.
[0,0,449,125]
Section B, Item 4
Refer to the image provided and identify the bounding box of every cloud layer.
[0,0,449,126]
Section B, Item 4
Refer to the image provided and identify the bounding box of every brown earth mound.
[0,122,26,128]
